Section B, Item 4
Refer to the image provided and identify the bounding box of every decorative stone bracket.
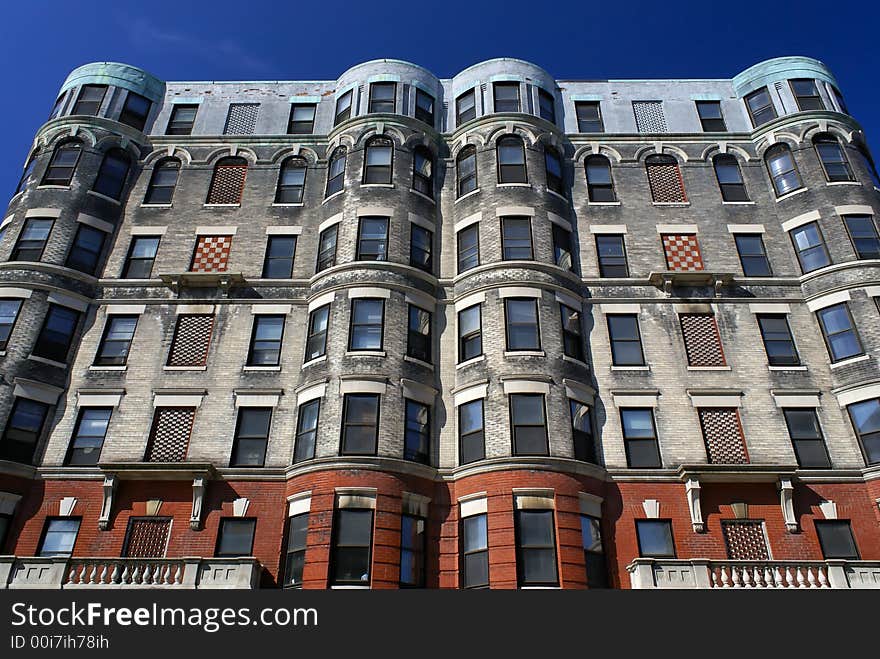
[98,475,117,531]
[779,477,798,532]
[685,477,704,533]
[191,477,206,530]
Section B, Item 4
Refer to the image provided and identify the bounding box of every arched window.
[584,155,615,202]
[92,148,131,200]
[15,153,38,195]
[144,158,181,205]
[325,147,347,197]
[275,157,307,203]
[544,146,564,196]
[412,146,433,198]
[813,134,854,182]
[41,140,82,186]
[206,156,248,204]
[765,144,802,197]
[363,137,393,184]
[457,146,477,197]
[645,154,687,203]
[712,154,749,202]
[497,135,527,184]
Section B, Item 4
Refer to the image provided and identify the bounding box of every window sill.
[27,354,67,369]
[408,189,436,204]
[345,350,386,358]
[562,355,589,368]
[496,183,532,189]
[322,191,344,204]
[360,183,395,189]
[826,181,860,186]
[301,355,327,369]
[271,203,304,207]
[203,203,240,208]
[454,189,481,203]
[652,202,690,207]
[721,201,755,205]
[456,355,485,369]
[329,585,370,590]
[0,350,5,357]
[768,365,807,371]
[611,365,650,371]
[36,185,71,190]
[404,355,434,370]
[687,366,731,371]
[503,350,545,358]
[546,189,568,202]
[140,203,173,209]
[243,365,282,372]
[829,354,870,369]
[89,365,127,372]
[87,190,122,205]
[774,188,807,203]
[163,365,208,371]
[587,201,622,206]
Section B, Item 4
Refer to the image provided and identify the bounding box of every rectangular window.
[166,104,198,135]
[287,104,316,134]
[493,82,520,112]
[65,407,111,466]
[330,508,374,586]
[0,299,23,351]
[0,398,50,464]
[73,84,106,115]
[409,224,433,272]
[538,89,555,122]
[293,399,320,463]
[12,218,53,261]
[575,101,603,132]
[636,519,675,557]
[458,304,482,362]
[404,399,430,464]
[216,519,256,557]
[679,313,726,367]
[145,408,195,462]
[459,399,485,464]
[815,521,859,559]
[247,315,284,366]
[456,89,476,125]
[38,518,80,557]
[348,299,384,351]
[95,315,138,366]
[757,314,800,366]
[166,314,214,367]
[356,217,388,261]
[510,394,548,455]
[400,514,427,587]
[457,225,479,273]
[501,216,533,260]
[230,408,272,467]
[791,222,831,273]
[699,408,749,464]
[190,235,232,273]
[262,236,296,279]
[334,90,353,126]
[843,215,880,260]
[414,89,434,125]
[461,513,488,588]
[122,236,160,278]
[368,82,396,114]
[65,224,106,275]
[223,103,260,135]
[847,398,880,465]
[596,235,628,277]
[745,87,777,127]
[304,304,330,362]
[790,79,825,111]
[570,400,595,463]
[734,234,772,276]
[515,509,558,587]
[632,100,667,132]
[119,92,151,131]
[560,304,584,362]
[581,515,608,588]
[341,394,380,455]
[316,225,338,272]
[817,303,862,362]
[505,298,540,351]
[607,314,644,366]
[284,513,309,587]
[783,409,831,468]
[695,100,726,131]
[33,304,80,363]
[552,224,573,272]
[621,408,661,468]
[407,305,432,364]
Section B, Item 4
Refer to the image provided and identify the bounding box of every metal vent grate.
[699,408,747,464]
[145,408,195,462]
[223,103,260,135]
[206,164,247,204]
[680,314,726,366]
[191,235,232,273]
[722,521,769,560]
[167,315,214,366]
[124,519,172,558]
[647,162,687,202]
[661,234,704,271]
[633,101,667,132]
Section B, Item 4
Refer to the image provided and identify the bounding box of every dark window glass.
[293,399,320,463]
[119,92,151,131]
[459,400,485,464]
[325,147,347,197]
[581,515,608,587]
[316,224,338,272]
[621,409,661,468]
[696,101,726,131]
[65,224,106,275]
[412,147,433,198]
[0,398,50,465]
[493,82,520,112]
[561,304,584,361]
[230,408,272,467]
[41,142,81,186]
[505,298,540,351]
[331,509,373,585]
[757,314,800,366]
[49,93,66,120]
[783,409,831,468]
[407,305,432,364]
[33,304,79,363]
[95,315,138,366]
[457,146,477,196]
[122,236,160,278]
[92,149,130,200]
[596,235,628,277]
[400,514,426,587]
[363,138,393,184]
[745,87,777,127]
[843,215,880,260]
[501,217,533,260]
[461,513,488,588]
[304,304,330,362]
[334,90,353,125]
[414,89,434,126]
[38,518,80,557]
[15,155,38,195]
[791,79,824,111]
[817,303,862,362]
[166,104,198,135]
[510,394,548,455]
[815,521,859,559]
[73,84,106,115]
[456,89,476,125]
[216,519,256,557]
[575,102,603,132]
[552,224,574,272]
[607,314,644,365]
[262,236,296,278]
[12,218,53,261]
[144,159,180,204]
[348,299,384,351]
[287,104,316,134]
[0,299,23,351]
[404,399,430,464]
[791,222,830,273]
[247,315,284,366]
[341,394,380,455]
[571,400,595,463]
[515,509,558,587]
[857,146,880,188]
[356,217,388,261]
[65,407,111,466]
[585,155,616,202]
[830,86,848,113]
[814,135,854,182]
[458,305,482,362]
[544,148,564,195]
[734,234,772,276]
[0,514,9,551]
[714,154,749,201]
[409,224,433,272]
[457,224,479,273]
[848,398,880,465]
[636,520,675,557]
[538,89,555,122]
[284,513,309,587]
[275,157,307,203]
[497,136,527,183]
[368,82,396,114]
[766,144,802,196]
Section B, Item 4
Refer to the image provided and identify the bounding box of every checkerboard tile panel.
[662,234,704,271]
[633,101,668,133]
[145,407,195,462]
[680,313,726,366]
[722,521,769,560]
[223,103,260,135]
[206,164,247,204]
[699,408,748,464]
[167,315,214,366]
[647,162,687,202]
[191,235,232,273]
[124,519,172,558]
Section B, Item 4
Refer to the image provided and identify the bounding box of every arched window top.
[41,140,83,186]
[712,153,739,166]
[281,155,308,169]
[497,135,527,184]
[365,135,393,148]
[585,155,615,203]
[645,153,677,166]
[764,143,792,160]
[329,145,347,160]
[93,148,131,200]
[216,155,248,168]
[144,157,181,205]
[813,133,853,182]
[458,144,476,160]
[765,143,802,196]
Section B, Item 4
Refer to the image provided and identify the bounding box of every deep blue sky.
[2,0,878,198]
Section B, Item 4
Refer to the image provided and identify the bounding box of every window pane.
[816,521,859,559]
[463,515,488,552]
[39,519,80,557]
[636,520,674,557]
[217,519,255,556]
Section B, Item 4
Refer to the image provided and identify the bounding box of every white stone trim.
[76,213,114,233]
[348,287,391,299]
[498,286,542,299]
[513,490,555,510]
[266,226,303,235]
[688,392,742,408]
[1,215,13,231]
[195,226,237,236]
[781,210,821,233]
[402,492,430,518]
[105,304,146,315]
[234,393,280,408]
[727,224,766,234]
[13,379,64,405]
[454,292,485,312]
[495,206,535,217]
[599,303,640,314]
[356,206,394,217]
[408,213,435,232]
[175,304,215,315]
[0,287,33,299]
[335,488,377,510]
[862,286,880,298]
[47,291,89,312]
[25,208,62,218]
[59,497,78,517]
[578,492,603,518]
[453,382,488,407]
[308,292,335,312]
[454,211,481,233]
[806,290,851,312]
[502,379,551,395]
[401,379,437,405]
[771,391,821,408]
[564,379,595,405]
[748,303,791,314]
[405,291,435,310]
[547,212,571,228]
[835,383,880,408]
[77,392,123,407]
[153,394,204,408]
[834,205,874,216]
[656,224,698,234]
[459,494,487,517]
[318,213,343,233]
[287,491,312,516]
[296,382,326,406]
[818,500,838,520]
[611,391,659,408]
[339,379,387,395]
[643,499,660,518]
[250,304,291,315]
[555,291,581,310]
[130,226,168,235]
[589,224,627,234]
